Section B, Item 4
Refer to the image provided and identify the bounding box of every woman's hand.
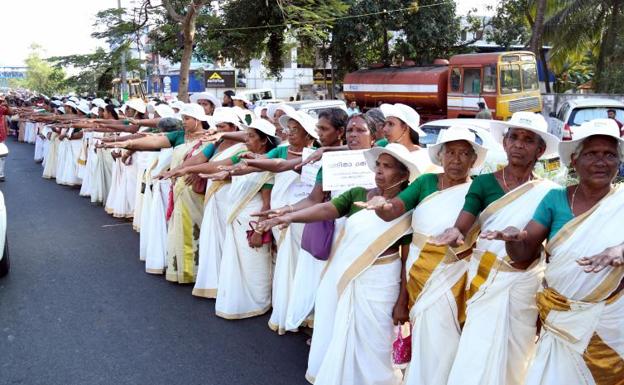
[121,151,133,165]
[392,299,410,325]
[200,170,230,181]
[252,206,293,218]
[239,152,260,160]
[184,173,200,186]
[431,227,465,248]
[257,215,292,232]
[480,226,526,242]
[577,245,624,273]
[294,148,324,170]
[354,196,393,211]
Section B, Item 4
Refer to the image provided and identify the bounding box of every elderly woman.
[482,119,624,385]
[103,103,209,283]
[432,112,560,385]
[358,126,487,385]
[259,143,418,385]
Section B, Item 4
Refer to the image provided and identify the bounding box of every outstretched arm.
[257,201,339,232]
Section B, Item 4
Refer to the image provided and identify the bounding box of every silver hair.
[436,142,477,165]
[571,137,624,164]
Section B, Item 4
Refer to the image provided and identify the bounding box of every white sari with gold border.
[215,169,273,319]
[525,185,624,385]
[307,209,412,385]
[268,169,314,334]
[192,142,247,298]
[403,182,470,385]
[447,179,558,385]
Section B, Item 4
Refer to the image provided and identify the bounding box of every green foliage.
[14,44,67,95]
[488,0,532,47]
[397,0,461,65]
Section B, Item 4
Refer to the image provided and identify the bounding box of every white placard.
[300,147,322,186]
[322,150,375,191]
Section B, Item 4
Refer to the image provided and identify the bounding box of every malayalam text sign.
[321,150,375,191]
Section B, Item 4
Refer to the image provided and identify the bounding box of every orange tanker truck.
[343,51,542,121]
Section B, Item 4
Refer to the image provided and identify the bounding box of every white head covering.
[364,143,421,182]
[90,107,100,117]
[245,118,278,138]
[180,103,209,121]
[267,103,296,121]
[212,108,243,130]
[427,125,488,169]
[254,106,266,119]
[64,100,78,111]
[489,111,559,159]
[189,92,222,108]
[279,111,319,140]
[125,98,147,115]
[559,118,624,167]
[77,101,92,115]
[231,94,252,108]
[154,104,175,119]
[92,98,107,109]
[380,103,425,136]
[170,100,186,111]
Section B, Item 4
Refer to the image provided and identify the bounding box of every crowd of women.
[8,91,624,385]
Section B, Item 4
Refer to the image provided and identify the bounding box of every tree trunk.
[162,0,205,102]
[595,0,621,92]
[529,0,546,54]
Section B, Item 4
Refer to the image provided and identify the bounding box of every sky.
[0,0,498,67]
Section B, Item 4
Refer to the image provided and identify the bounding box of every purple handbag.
[301,219,335,261]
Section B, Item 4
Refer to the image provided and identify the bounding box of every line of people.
[9,90,624,385]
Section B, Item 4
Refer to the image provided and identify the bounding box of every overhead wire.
[208,1,453,32]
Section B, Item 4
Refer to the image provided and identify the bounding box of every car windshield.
[571,107,624,125]
[418,124,484,147]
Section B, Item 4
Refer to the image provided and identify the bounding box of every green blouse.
[266,145,289,160]
[201,143,216,159]
[165,130,185,147]
[532,188,574,240]
[397,173,440,211]
[376,138,389,147]
[462,173,505,217]
[331,187,412,246]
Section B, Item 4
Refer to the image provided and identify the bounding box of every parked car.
[285,100,347,118]
[418,118,562,177]
[554,98,624,140]
[0,190,8,277]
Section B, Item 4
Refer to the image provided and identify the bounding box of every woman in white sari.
[200,119,279,319]
[259,143,420,385]
[160,108,248,288]
[233,110,343,333]
[484,119,624,385]
[433,112,560,385]
[102,103,209,283]
[360,126,487,385]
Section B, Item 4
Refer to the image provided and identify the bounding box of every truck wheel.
[0,237,9,277]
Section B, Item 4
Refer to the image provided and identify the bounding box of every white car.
[0,190,8,277]
[554,98,624,140]
[418,118,563,178]
[285,100,348,118]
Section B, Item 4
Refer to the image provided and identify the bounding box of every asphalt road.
[0,138,310,385]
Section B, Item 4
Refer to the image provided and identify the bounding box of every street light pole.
[118,0,128,101]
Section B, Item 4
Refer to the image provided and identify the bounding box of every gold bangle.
[254,229,263,235]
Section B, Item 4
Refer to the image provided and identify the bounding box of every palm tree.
[544,0,623,92]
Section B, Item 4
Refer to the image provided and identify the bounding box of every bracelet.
[253,229,263,235]
[287,204,294,213]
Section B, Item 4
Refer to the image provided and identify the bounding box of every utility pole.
[118,0,128,101]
